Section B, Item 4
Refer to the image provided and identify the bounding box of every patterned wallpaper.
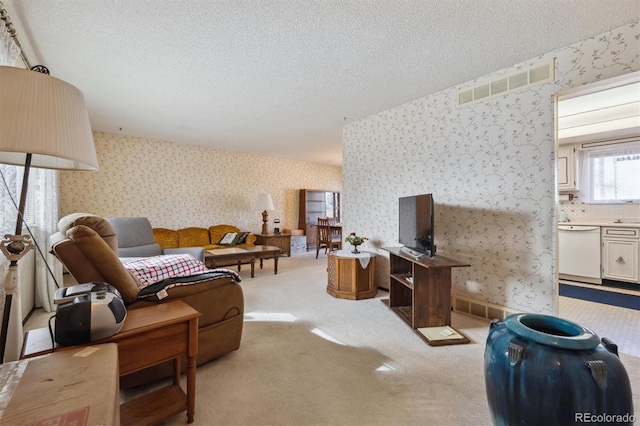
[343,22,640,314]
[60,132,342,233]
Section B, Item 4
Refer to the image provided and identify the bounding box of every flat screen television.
[398,193,436,257]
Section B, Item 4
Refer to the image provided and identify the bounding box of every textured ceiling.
[3,1,640,166]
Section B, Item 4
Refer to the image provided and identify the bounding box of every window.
[324,192,340,221]
[579,142,640,203]
[0,164,57,234]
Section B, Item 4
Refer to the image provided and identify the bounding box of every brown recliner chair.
[50,213,244,386]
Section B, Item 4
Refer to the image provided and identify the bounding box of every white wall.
[343,22,640,314]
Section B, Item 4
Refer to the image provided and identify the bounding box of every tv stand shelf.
[391,272,414,288]
[383,247,471,346]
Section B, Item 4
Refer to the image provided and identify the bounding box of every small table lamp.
[0,66,98,362]
[255,193,275,234]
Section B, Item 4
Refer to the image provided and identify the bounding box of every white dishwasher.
[558,225,602,284]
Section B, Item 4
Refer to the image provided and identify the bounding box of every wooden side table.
[254,233,292,256]
[21,300,201,424]
[327,250,377,300]
[1,343,119,425]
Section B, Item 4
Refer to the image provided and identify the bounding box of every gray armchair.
[106,217,205,262]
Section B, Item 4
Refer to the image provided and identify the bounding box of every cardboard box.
[0,343,119,425]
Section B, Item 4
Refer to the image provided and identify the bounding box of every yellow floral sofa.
[152,224,257,251]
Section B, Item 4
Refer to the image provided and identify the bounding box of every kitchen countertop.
[558,218,640,228]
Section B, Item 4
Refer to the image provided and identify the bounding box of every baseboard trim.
[559,273,601,285]
[22,306,36,326]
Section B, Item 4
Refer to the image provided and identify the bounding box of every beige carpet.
[123,252,640,426]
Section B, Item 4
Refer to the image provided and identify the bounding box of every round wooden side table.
[327,250,376,300]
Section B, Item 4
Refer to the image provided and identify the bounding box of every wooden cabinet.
[558,144,577,191]
[327,250,376,300]
[299,189,340,249]
[602,227,639,283]
[254,233,291,256]
[383,247,470,346]
[306,224,318,250]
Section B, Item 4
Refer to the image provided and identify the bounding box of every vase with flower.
[345,232,368,254]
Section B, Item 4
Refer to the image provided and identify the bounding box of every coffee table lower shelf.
[121,385,186,426]
[387,303,470,346]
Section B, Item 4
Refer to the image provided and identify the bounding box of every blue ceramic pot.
[484,313,634,426]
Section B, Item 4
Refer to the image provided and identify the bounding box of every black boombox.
[53,282,127,346]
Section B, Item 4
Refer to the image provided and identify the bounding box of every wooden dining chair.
[316,218,342,258]
[328,217,342,242]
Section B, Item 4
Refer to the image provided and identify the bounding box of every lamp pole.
[261,210,269,234]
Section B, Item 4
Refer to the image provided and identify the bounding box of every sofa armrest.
[163,247,205,263]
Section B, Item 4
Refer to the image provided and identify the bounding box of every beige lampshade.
[0,66,98,171]
[255,193,274,211]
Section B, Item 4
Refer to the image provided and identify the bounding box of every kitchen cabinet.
[558,144,577,191]
[602,227,639,284]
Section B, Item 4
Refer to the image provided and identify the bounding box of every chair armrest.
[163,247,205,263]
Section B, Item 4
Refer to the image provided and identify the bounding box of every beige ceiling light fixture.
[0,3,99,362]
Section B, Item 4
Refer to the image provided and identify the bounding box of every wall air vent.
[453,295,520,321]
[457,59,555,107]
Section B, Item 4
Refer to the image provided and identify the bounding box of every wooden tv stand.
[383,247,470,346]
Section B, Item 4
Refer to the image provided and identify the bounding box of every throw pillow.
[122,254,209,289]
[235,231,250,244]
[218,232,240,246]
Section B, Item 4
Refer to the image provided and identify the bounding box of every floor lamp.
[0,66,98,362]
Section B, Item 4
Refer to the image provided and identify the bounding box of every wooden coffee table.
[205,245,281,278]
